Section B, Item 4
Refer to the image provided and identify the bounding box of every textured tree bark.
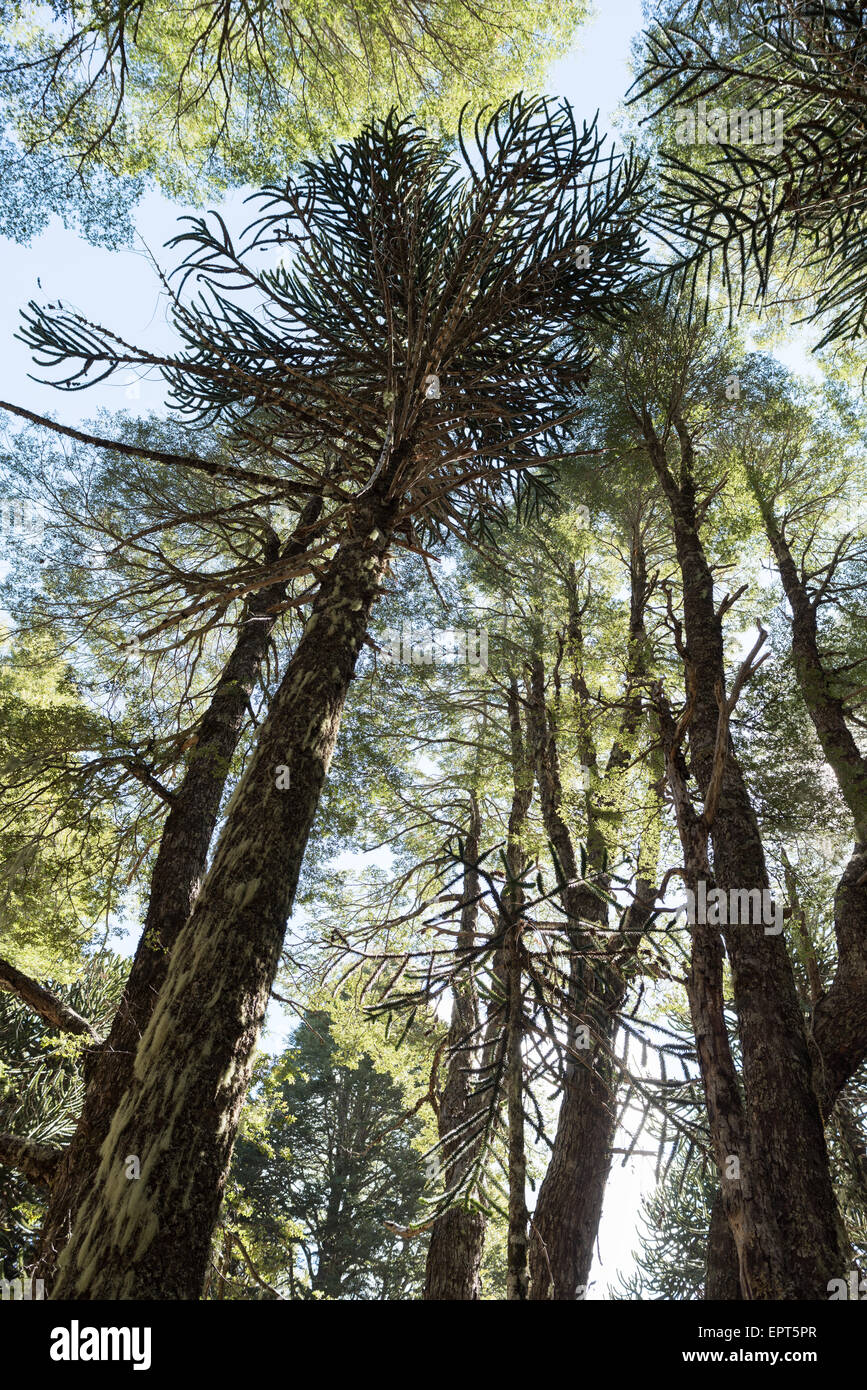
[705,1188,742,1300]
[0,1132,63,1186]
[51,495,396,1299]
[424,794,487,1301]
[0,958,97,1039]
[36,502,322,1281]
[648,416,846,1298]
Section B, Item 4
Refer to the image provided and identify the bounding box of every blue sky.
[0,0,661,1297]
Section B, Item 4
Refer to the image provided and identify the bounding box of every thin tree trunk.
[51,496,395,1299]
[527,543,654,1300]
[758,505,867,1107]
[505,895,529,1301]
[498,677,534,1300]
[0,958,97,1039]
[760,503,867,839]
[312,1072,353,1298]
[424,793,487,1300]
[525,646,613,1298]
[656,691,777,1300]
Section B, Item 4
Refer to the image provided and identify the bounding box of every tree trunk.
[758,503,867,1107]
[424,794,487,1300]
[0,958,97,1039]
[527,544,654,1300]
[656,691,777,1300]
[649,416,846,1297]
[505,900,529,1301]
[705,1188,742,1300]
[525,644,614,1298]
[36,503,322,1281]
[51,496,396,1299]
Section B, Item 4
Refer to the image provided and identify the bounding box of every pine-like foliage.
[13,98,647,554]
[632,1,867,347]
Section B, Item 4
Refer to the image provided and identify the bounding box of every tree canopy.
[1,0,867,1332]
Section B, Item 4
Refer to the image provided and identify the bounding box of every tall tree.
[34,99,644,1299]
[0,420,328,1276]
[631,0,867,349]
[590,302,850,1297]
[223,1011,428,1300]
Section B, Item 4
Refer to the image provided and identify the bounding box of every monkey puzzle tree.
[0,956,128,1278]
[14,97,646,1298]
[630,0,867,350]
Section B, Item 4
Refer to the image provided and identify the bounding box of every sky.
[0,0,666,1297]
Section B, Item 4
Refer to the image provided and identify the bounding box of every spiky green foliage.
[631,1,867,348]
[13,98,647,552]
[0,955,127,1275]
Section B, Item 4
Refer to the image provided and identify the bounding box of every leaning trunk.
[51,497,395,1299]
[37,504,322,1280]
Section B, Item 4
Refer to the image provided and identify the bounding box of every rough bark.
[0,1132,63,1187]
[705,1188,743,1300]
[0,958,97,1039]
[51,495,396,1299]
[36,500,323,1280]
[648,415,846,1298]
[424,794,487,1301]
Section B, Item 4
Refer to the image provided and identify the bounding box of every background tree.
[0,0,589,197]
[220,1010,428,1301]
[631,0,867,351]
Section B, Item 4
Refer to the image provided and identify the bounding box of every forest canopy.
[1,0,866,1327]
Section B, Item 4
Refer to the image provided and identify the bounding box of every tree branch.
[0,956,98,1039]
[0,1131,65,1186]
[0,400,315,498]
